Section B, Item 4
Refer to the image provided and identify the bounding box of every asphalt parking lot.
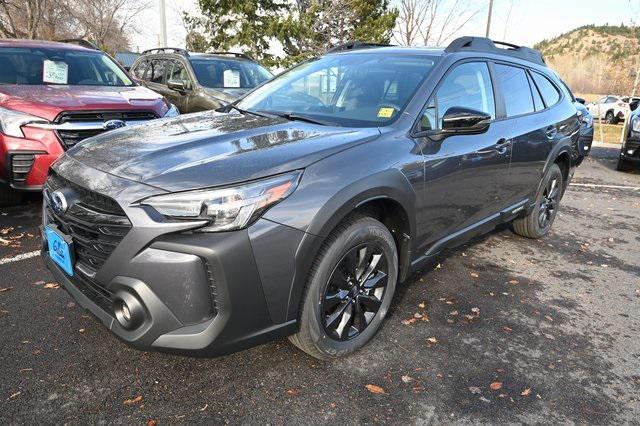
[1,145,638,424]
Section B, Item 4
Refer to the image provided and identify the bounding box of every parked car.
[130,48,273,113]
[618,106,640,171]
[556,80,593,165]
[0,39,178,206]
[42,37,582,360]
[585,95,636,124]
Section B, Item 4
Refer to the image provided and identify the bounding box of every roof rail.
[445,36,545,66]
[57,39,99,50]
[205,51,254,60]
[141,47,190,57]
[326,41,391,54]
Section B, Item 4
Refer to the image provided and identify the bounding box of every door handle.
[545,126,557,139]
[495,138,511,155]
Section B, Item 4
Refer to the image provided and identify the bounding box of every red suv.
[0,39,177,205]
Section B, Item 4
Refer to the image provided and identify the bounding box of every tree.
[393,0,479,47]
[0,0,46,39]
[184,0,287,66]
[274,0,398,67]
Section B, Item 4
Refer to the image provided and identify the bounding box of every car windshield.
[236,53,438,127]
[0,47,133,86]
[191,58,272,89]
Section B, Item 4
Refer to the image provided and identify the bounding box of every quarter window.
[527,73,544,111]
[494,64,534,117]
[531,72,560,107]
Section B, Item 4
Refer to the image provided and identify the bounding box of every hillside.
[534,25,640,95]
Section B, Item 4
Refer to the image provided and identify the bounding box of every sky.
[130,0,640,53]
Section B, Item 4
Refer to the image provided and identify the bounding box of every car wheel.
[617,157,634,172]
[289,214,398,360]
[605,111,616,124]
[0,186,23,207]
[512,163,563,239]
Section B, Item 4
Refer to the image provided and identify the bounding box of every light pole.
[159,0,168,47]
[485,0,494,38]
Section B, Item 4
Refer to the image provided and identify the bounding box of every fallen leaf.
[426,337,438,344]
[286,389,299,396]
[401,318,417,325]
[470,272,479,278]
[449,310,459,316]
[521,388,532,396]
[78,329,85,333]
[123,395,143,405]
[9,391,21,399]
[147,420,158,426]
[490,382,502,391]
[199,403,208,411]
[33,281,45,286]
[401,375,413,383]
[544,315,553,322]
[503,326,513,333]
[0,227,13,235]
[0,287,12,292]
[413,312,423,319]
[509,279,519,285]
[418,302,426,309]
[471,307,480,316]
[543,333,555,340]
[365,384,385,394]
[43,283,60,289]
[468,386,481,394]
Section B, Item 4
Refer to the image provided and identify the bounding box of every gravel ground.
[0,146,638,425]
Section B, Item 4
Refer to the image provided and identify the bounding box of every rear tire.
[512,163,563,239]
[605,111,616,124]
[0,186,23,207]
[289,214,398,360]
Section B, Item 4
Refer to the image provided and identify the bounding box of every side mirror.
[167,79,188,92]
[575,97,586,105]
[442,107,491,133]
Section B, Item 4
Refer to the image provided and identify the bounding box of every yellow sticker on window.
[377,107,395,118]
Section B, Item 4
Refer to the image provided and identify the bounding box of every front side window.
[237,53,438,127]
[0,47,132,86]
[191,58,272,89]
[149,59,166,84]
[531,72,560,107]
[494,64,534,117]
[131,59,148,79]
[168,61,189,83]
[436,62,495,127]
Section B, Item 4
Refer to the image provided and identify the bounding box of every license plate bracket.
[45,225,75,276]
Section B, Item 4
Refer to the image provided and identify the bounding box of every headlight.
[163,104,180,118]
[0,106,48,138]
[632,116,640,133]
[141,171,302,232]
[578,110,593,128]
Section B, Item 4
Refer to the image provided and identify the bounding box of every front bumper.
[42,158,310,356]
[620,137,640,162]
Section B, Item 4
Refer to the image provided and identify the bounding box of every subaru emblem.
[103,119,126,131]
[50,190,68,214]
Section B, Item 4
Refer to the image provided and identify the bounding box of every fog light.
[628,149,635,155]
[113,292,145,330]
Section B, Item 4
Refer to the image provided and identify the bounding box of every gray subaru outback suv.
[42,38,583,359]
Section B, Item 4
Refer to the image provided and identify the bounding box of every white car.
[586,95,637,124]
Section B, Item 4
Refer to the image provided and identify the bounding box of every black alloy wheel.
[320,243,388,341]
[538,175,560,229]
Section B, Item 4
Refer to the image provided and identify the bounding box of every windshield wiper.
[258,110,334,126]
[223,104,275,119]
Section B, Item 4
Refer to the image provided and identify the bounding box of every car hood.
[67,110,380,192]
[0,85,167,121]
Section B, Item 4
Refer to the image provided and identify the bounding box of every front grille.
[54,110,158,149]
[44,172,131,276]
[9,153,35,182]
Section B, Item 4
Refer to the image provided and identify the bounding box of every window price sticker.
[43,60,69,84]
[223,69,240,88]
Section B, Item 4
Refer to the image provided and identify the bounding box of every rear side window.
[434,62,496,128]
[494,64,534,117]
[531,72,560,107]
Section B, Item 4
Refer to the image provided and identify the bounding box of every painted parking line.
[569,183,640,190]
[0,250,41,265]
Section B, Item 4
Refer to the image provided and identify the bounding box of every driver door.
[412,61,513,251]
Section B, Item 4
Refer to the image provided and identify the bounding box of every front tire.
[512,163,563,239]
[289,215,398,360]
[617,157,634,172]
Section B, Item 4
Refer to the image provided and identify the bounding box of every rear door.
[413,61,514,250]
[495,64,560,205]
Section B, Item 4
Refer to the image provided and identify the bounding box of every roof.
[327,46,445,56]
[0,38,91,51]
[115,52,140,68]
